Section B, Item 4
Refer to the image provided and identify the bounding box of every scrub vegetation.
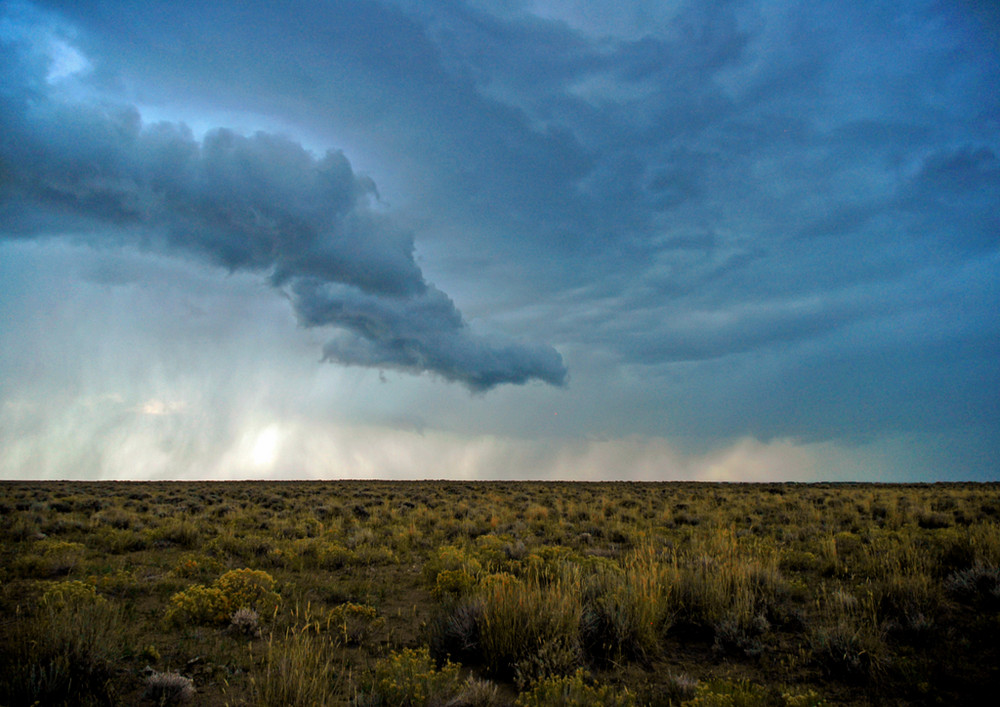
[1,480,998,705]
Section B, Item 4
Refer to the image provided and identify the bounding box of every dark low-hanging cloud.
[0,31,566,391]
[291,279,568,390]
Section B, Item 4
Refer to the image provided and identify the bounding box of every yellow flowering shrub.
[214,568,280,614]
[681,680,825,707]
[424,545,482,583]
[167,568,280,625]
[432,569,477,600]
[167,584,229,625]
[365,646,462,706]
[514,669,635,707]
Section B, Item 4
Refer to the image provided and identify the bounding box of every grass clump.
[326,602,385,646]
[478,576,582,681]
[944,563,1000,608]
[580,545,672,663]
[249,626,340,707]
[0,580,124,706]
[809,588,888,684]
[671,530,784,636]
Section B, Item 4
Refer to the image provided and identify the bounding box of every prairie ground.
[1,480,998,705]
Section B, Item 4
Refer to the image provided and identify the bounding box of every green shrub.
[150,519,202,548]
[40,579,106,611]
[14,539,86,577]
[424,545,483,584]
[316,542,356,570]
[354,544,399,566]
[779,550,819,573]
[326,602,385,645]
[171,554,220,579]
[474,533,516,571]
[92,527,148,554]
[205,531,276,562]
[215,568,281,614]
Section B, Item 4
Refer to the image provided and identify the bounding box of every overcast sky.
[1,0,997,481]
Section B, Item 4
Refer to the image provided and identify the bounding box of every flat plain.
[1,480,998,705]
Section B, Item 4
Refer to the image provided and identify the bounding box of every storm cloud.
[1,0,998,480]
[0,20,566,390]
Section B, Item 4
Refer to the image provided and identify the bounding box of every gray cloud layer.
[2,0,998,476]
[0,19,567,391]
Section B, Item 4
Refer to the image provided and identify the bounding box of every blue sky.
[1,0,997,481]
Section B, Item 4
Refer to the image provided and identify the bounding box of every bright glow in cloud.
[45,37,88,82]
[249,425,282,468]
[0,385,965,482]
[138,399,186,416]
